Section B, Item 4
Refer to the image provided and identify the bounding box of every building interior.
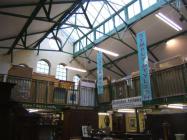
[0,0,187,140]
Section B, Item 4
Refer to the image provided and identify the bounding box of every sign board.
[80,81,95,88]
[112,96,142,109]
[136,31,152,101]
[59,81,74,89]
[97,51,103,95]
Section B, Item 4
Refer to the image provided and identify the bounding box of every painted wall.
[0,35,187,81]
[0,36,95,81]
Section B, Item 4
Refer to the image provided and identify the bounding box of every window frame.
[36,59,50,75]
[55,64,67,81]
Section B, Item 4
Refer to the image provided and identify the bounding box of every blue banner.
[136,31,152,101]
[97,51,103,95]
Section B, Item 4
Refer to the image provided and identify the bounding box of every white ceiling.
[0,0,76,53]
[0,0,187,79]
[76,3,187,79]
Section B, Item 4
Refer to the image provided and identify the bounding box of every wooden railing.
[111,63,187,103]
[1,75,96,108]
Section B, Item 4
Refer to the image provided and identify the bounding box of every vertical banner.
[97,51,103,95]
[136,31,152,101]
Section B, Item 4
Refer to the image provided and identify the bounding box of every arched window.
[36,60,50,74]
[56,64,67,80]
[73,75,80,90]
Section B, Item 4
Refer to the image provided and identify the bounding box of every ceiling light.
[27,109,39,113]
[93,47,119,57]
[155,12,182,31]
[98,112,110,116]
[166,39,176,46]
[117,109,135,113]
[167,104,186,109]
[65,66,87,73]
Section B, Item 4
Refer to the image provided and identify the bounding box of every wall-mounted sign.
[80,81,95,88]
[59,81,74,89]
[97,51,103,95]
[112,96,142,109]
[136,31,152,101]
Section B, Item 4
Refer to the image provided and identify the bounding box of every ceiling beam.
[77,55,124,77]
[105,0,136,40]
[0,11,56,23]
[81,4,92,29]
[7,0,47,54]
[0,0,76,8]
[148,49,159,61]
[103,53,127,76]
[89,30,187,73]
[32,0,83,50]
[0,27,67,42]
[76,27,127,77]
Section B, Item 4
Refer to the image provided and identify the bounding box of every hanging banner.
[136,31,152,101]
[112,96,143,109]
[97,51,103,95]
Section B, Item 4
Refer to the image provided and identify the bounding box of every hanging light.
[65,66,87,73]
[93,47,119,57]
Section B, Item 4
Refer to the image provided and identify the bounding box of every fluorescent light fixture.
[117,109,135,113]
[98,112,109,116]
[155,12,182,31]
[27,109,39,113]
[65,66,87,73]
[167,104,185,109]
[93,47,119,57]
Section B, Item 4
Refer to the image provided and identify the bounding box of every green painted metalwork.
[73,0,173,57]
[0,0,76,8]
[7,0,47,54]
[0,11,56,23]
[89,30,187,73]
[32,0,83,50]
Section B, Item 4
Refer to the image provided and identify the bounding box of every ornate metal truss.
[0,0,186,77]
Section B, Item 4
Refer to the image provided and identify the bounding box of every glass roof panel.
[57,0,136,44]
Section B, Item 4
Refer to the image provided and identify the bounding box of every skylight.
[60,0,133,43]
[44,0,168,55]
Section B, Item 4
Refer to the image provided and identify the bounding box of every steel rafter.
[0,26,71,42]
[81,3,92,29]
[32,0,83,50]
[88,30,187,73]
[73,0,173,58]
[76,27,126,77]
[61,28,75,49]
[42,0,53,21]
[165,0,187,22]
[78,55,124,77]
[105,0,136,40]
[0,0,76,8]
[103,53,127,76]
[52,31,62,51]
[95,29,137,51]
[7,0,47,54]
[148,48,159,61]
[0,11,56,23]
